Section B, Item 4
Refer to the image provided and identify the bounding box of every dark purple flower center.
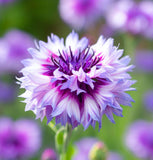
[140,131,153,151]
[5,137,21,147]
[42,47,110,96]
[43,47,102,76]
[2,133,23,149]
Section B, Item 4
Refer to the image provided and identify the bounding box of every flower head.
[106,0,153,38]
[0,117,41,159]
[18,31,135,130]
[59,0,112,30]
[125,120,153,159]
[0,30,34,75]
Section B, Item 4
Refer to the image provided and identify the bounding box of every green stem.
[59,124,72,160]
[64,124,72,152]
[59,154,65,160]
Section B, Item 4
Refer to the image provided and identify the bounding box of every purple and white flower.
[106,0,153,38]
[0,30,34,74]
[59,0,112,30]
[125,120,153,159]
[0,117,41,159]
[18,31,135,130]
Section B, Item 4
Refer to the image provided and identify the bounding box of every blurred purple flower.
[125,120,153,159]
[0,0,14,5]
[59,0,112,30]
[18,31,135,130]
[0,30,34,74]
[106,0,153,38]
[143,90,153,112]
[0,81,17,103]
[135,50,153,72]
[73,138,98,160]
[0,117,41,159]
[41,148,57,160]
[107,152,123,160]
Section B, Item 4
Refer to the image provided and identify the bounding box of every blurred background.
[0,0,153,159]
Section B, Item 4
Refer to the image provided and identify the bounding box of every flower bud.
[89,142,108,160]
